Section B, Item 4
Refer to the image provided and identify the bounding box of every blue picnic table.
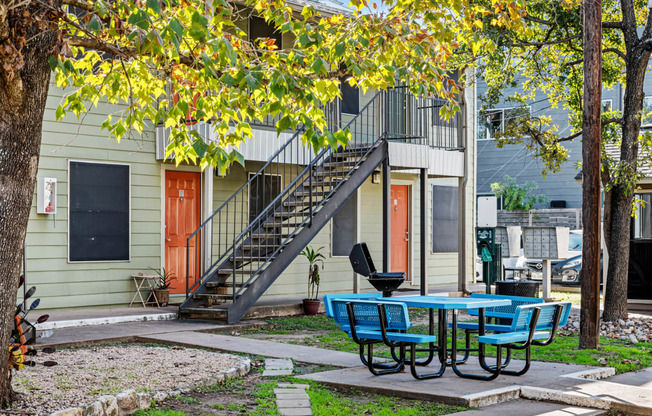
[379,295,511,379]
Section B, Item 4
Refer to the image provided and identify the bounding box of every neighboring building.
[25,6,477,322]
[476,78,591,209]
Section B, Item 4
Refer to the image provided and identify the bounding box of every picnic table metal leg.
[366,342,405,376]
[450,309,502,381]
[405,308,436,366]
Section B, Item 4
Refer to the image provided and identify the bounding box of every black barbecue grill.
[349,243,405,297]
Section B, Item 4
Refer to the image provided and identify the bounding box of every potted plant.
[299,246,325,315]
[150,267,176,306]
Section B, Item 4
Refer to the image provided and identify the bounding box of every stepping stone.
[263,358,294,377]
[275,383,313,416]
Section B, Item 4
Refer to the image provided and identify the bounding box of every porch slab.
[298,360,606,407]
[138,331,362,367]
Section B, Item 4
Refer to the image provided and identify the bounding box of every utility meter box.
[36,177,57,214]
[495,226,521,258]
[522,227,569,260]
[476,227,495,255]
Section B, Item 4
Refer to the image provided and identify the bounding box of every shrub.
[490,176,549,210]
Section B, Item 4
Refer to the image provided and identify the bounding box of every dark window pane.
[332,195,356,256]
[250,16,282,49]
[341,81,360,114]
[432,185,459,252]
[69,162,130,261]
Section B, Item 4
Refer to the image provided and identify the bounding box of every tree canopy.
[27,0,531,170]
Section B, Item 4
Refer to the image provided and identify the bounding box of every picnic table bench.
[330,298,438,377]
[451,300,571,380]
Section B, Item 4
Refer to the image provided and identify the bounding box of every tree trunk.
[603,186,632,321]
[602,45,650,321]
[0,15,56,404]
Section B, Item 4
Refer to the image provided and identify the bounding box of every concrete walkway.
[446,399,607,416]
[138,331,363,367]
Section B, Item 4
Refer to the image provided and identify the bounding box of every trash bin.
[495,280,540,298]
[494,280,540,325]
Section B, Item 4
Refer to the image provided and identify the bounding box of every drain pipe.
[458,84,470,295]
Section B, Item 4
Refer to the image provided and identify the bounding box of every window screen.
[332,195,357,256]
[249,173,282,222]
[69,161,130,261]
[432,185,458,253]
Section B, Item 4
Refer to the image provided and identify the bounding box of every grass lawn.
[242,315,652,374]
[133,377,466,416]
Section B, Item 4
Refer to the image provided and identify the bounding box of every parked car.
[551,254,603,285]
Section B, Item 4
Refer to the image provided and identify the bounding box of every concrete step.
[446,399,606,416]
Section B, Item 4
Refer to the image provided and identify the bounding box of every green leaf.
[48,56,58,71]
[87,16,101,32]
[192,139,208,159]
[325,131,337,148]
[276,116,292,134]
[146,0,161,15]
[270,80,285,100]
[311,58,324,75]
[168,18,184,38]
[245,72,260,90]
[127,9,150,30]
[335,43,345,57]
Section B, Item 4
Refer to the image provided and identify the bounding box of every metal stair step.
[207,280,252,289]
[216,269,255,276]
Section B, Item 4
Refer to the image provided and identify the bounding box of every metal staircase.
[179,88,462,323]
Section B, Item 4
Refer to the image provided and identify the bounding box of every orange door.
[165,171,202,294]
[391,185,409,277]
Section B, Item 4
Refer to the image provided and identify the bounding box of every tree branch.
[620,0,637,47]
[602,21,623,29]
[514,34,581,47]
[64,35,200,68]
[603,47,627,62]
[558,118,623,142]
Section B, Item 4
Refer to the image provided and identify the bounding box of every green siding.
[26,83,162,310]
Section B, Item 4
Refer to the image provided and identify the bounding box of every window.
[250,16,282,50]
[642,97,652,127]
[332,194,357,256]
[633,194,652,240]
[601,99,612,113]
[68,161,130,262]
[340,64,360,115]
[432,185,459,252]
[248,173,282,223]
[477,107,528,140]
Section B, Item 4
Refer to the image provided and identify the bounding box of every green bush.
[490,176,549,210]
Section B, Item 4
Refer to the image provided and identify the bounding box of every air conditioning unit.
[550,200,567,208]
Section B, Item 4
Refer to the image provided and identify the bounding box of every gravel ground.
[10,344,241,415]
[564,313,652,343]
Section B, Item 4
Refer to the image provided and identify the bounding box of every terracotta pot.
[302,299,321,315]
[153,289,170,306]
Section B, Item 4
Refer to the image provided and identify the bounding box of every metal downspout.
[458,88,469,294]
